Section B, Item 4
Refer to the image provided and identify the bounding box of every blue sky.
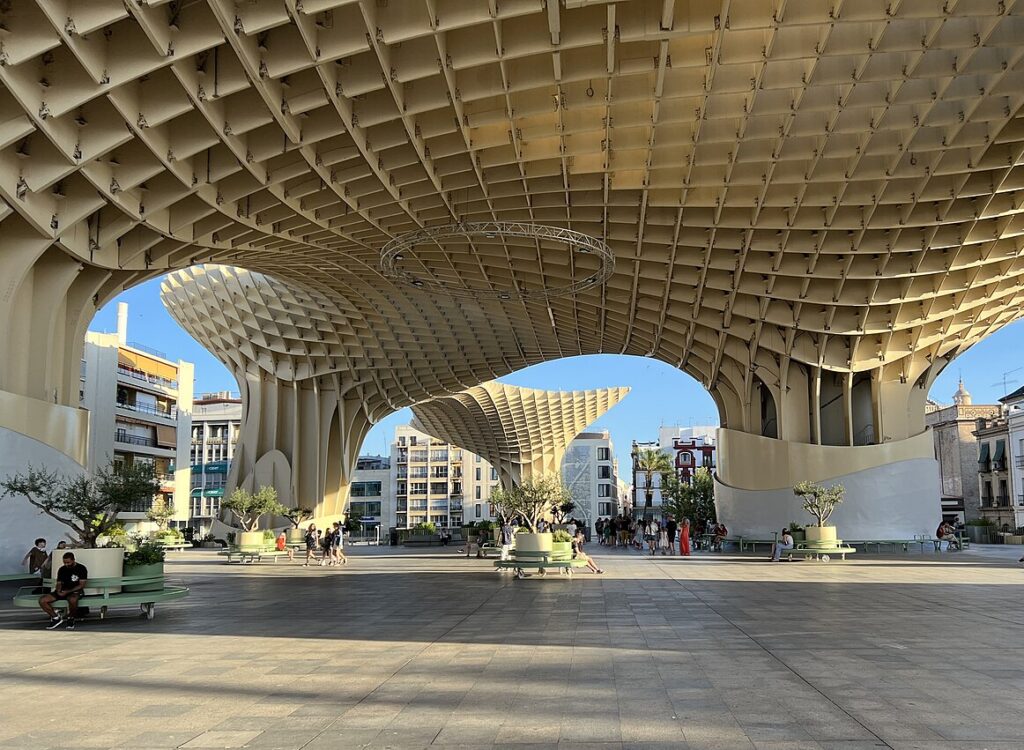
[93,275,1024,472]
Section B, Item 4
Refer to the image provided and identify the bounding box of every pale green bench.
[0,572,40,583]
[219,547,290,564]
[494,549,589,579]
[791,544,857,561]
[736,537,776,552]
[13,574,189,620]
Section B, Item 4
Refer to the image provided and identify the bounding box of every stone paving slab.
[0,545,1022,749]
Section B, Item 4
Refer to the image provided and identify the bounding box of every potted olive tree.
[221,485,284,549]
[793,480,844,544]
[493,475,572,554]
[282,507,313,544]
[0,461,159,589]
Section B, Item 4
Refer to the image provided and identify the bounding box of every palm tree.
[634,448,674,518]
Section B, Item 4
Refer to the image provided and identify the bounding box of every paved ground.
[1,543,1023,750]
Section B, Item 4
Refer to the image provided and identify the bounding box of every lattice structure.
[411,381,630,488]
[6,1,1024,462]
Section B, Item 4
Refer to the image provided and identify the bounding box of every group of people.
[595,515,727,556]
[298,522,348,566]
[21,538,85,630]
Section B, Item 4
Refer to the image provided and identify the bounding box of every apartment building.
[631,426,718,516]
[349,455,391,538]
[388,424,618,534]
[188,392,242,534]
[80,303,194,533]
[391,425,498,529]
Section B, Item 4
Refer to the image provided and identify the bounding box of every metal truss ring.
[380,222,615,300]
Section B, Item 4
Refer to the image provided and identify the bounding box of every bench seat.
[789,546,857,561]
[13,575,189,620]
[494,558,590,578]
[0,573,39,583]
[219,548,290,563]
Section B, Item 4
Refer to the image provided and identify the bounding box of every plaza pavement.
[1,543,1023,750]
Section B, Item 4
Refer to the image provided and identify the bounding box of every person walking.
[499,519,514,562]
[679,518,691,556]
[332,521,348,565]
[665,516,678,556]
[646,519,659,555]
[658,522,669,555]
[303,524,319,566]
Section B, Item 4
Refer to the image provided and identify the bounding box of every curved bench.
[13,575,189,620]
[493,549,589,579]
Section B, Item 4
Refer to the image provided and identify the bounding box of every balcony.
[997,494,1010,507]
[116,400,177,420]
[117,365,177,391]
[118,499,155,514]
[116,432,157,447]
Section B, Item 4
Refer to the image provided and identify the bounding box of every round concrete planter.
[286,528,306,545]
[69,547,125,594]
[804,526,838,544]
[124,561,164,592]
[515,532,552,554]
[238,531,265,550]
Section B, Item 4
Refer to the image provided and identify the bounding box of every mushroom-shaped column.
[161,266,376,521]
[411,382,630,488]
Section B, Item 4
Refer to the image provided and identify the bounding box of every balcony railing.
[117,365,178,390]
[117,400,177,419]
[997,494,1010,506]
[119,499,155,514]
[115,432,156,447]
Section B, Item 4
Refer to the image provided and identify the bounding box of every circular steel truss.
[380,222,615,300]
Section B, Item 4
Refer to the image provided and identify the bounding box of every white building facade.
[387,424,618,535]
[188,393,242,535]
[80,303,194,533]
[350,455,391,539]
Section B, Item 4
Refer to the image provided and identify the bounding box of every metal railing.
[115,432,156,447]
[127,341,170,360]
[119,499,155,514]
[117,365,178,390]
[997,494,1010,506]
[117,400,177,419]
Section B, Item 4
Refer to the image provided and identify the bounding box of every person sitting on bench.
[771,528,794,562]
[712,523,728,551]
[936,521,961,551]
[39,552,87,630]
[573,529,604,574]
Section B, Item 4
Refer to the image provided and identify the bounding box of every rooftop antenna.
[992,367,1022,398]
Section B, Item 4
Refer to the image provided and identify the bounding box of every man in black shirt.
[39,552,88,630]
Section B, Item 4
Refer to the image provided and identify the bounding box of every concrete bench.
[494,558,590,578]
[735,537,776,552]
[13,575,189,620]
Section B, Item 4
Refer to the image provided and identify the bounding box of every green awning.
[994,440,1006,463]
[979,443,991,465]
[203,487,224,497]
[204,461,229,474]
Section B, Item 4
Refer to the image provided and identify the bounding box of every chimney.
[116,302,128,345]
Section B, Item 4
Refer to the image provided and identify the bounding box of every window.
[597,447,610,461]
[475,467,481,481]
[410,482,427,495]
[475,503,482,518]
[475,454,481,463]
[490,467,498,481]
[598,484,612,498]
[598,502,613,516]
[430,481,447,495]
[475,486,481,500]
[598,465,611,479]
[351,481,382,497]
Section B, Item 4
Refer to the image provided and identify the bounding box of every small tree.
[551,500,576,524]
[147,497,176,531]
[282,506,313,529]
[662,467,716,531]
[222,485,284,531]
[634,447,674,516]
[496,475,573,533]
[793,481,844,527]
[0,461,159,548]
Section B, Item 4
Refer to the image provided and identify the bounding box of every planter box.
[967,526,993,544]
[404,534,440,547]
[124,561,164,592]
[515,533,553,553]
[790,530,806,544]
[804,526,838,544]
[69,548,125,595]
[550,541,572,561]
[239,531,265,550]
